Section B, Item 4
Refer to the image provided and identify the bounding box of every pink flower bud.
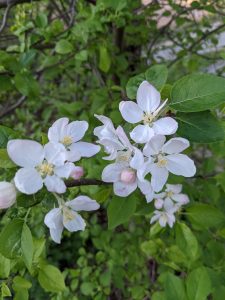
[70,166,84,180]
[120,169,136,184]
[0,182,17,209]
[154,198,164,210]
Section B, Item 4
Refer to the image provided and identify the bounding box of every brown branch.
[0,0,41,9]
[0,3,12,34]
[66,178,111,188]
[0,95,26,119]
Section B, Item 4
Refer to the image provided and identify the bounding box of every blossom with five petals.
[44,196,100,243]
[48,117,100,162]
[119,81,178,143]
[7,140,74,194]
[143,135,196,192]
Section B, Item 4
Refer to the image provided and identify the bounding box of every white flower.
[48,117,100,162]
[0,181,17,209]
[143,135,196,192]
[119,81,178,143]
[44,196,100,243]
[7,139,74,195]
[102,146,152,197]
[150,198,176,228]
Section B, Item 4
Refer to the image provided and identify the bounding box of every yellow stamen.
[157,155,167,167]
[61,135,73,146]
[37,162,54,176]
[63,207,75,222]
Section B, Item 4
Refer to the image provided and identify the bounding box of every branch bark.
[66,178,111,188]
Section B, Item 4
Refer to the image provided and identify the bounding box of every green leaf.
[99,46,111,73]
[107,196,136,229]
[176,111,225,143]
[186,267,212,300]
[0,253,10,278]
[186,204,225,229]
[80,282,95,296]
[0,149,16,168]
[145,65,168,91]
[170,73,225,112]
[126,73,145,99]
[160,272,187,300]
[0,219,24,259]
[14,73,39,97]
[1,282,11,297]
[38,264,66,292]
[0,125,19,148]
[55,39,73,54]
[12,276,31,300]
[0,75,13,91]
[35,13,48,28]
[21,223,33,270]
[175,222,199,263]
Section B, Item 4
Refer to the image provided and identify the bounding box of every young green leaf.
[21,223,33,270]
[38,264,66,292]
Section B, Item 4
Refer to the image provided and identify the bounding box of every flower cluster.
[94,80,196,227]
[1,118,100,243]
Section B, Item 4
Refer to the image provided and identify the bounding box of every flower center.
[116,149,132,163]
[37,162,54,177]
[143,112,154,125]
[61,135,73,147]
[166,191,173,198]
[156,154,167,168]
[63,207,75,222]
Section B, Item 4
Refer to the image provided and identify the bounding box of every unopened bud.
[70,166,84,180]
[154,198,164,209]
[120,169,136,184]
[0,182,17,209]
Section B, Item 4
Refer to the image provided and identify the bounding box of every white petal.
[153,117,178,135]
[7,140,44,168]
[119,101,143,123]
[137,81,160,113]
[66,148,81,162]
[63,211,86,232]
[159,215,167,227]
[166,184,182,194]
[44,142,66,166]
[48,118,69,143]
[102,163,125,183]
[113,180,137,197]
[130,148,144,170]
[94,115,116,140]
[138,179,153,195]
[143,135,166,156]
[164,198,175,211]
[69,142,100,158]
[172,193,189,205]
[116,126,133,149]
[150,164,168,192]
[44,175,67,194]
[66,196,100,211]
[14,168,43,194]
[167,214,176,228]
[44,208,64,244]
[154,198,164,209]
[166,154,196,177]
[150,212,160,224]
[162,138,190,154]
[65,121,88,143]
[130,125,154,144]
[137,159,153,181]
[55,162,75,179]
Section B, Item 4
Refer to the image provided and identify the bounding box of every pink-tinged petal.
[113,180,137,197]
[154,198,164,209]
[138,179,152,195]
[130,148,144,170]
[44,175,67,194]
[143,135,166,156]
[66,196,100,211]
[48,118,69,143]
[162,138,190,154]
[116,126,133,149]
[166,184,182,194]
[7,140,44,168]
[102,163,125,183]
[69,142,100,158]
[44,142,66,166]
[166,154,196,177]
[171,193,189,205]
[153,117,178,135]
[14,168,43,194]
[63,211,86,232]
[150,163,168,192]
[137,81,160,113]
[44,208,63,244]
[130,125,154,144]
[119,101,143,123]
[66,121,88,143]
[55,162,75,179]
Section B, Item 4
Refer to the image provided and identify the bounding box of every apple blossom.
[119,81,178,143]
[48,117,100,162]
[143,135,196,192]
[150,198,176,228]
[44,195,100,243]
[0,181,17,209]
[7,139,75,195]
